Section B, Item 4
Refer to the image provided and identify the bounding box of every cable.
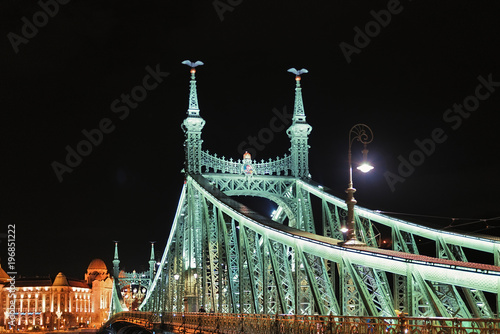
[444,219,498,230]
[376,210,500,224]
[376,210,500,235]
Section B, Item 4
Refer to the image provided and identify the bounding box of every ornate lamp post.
[173,274,180,312]
[341,124,374,246]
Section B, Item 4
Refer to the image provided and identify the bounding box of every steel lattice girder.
[190,176,500,292]
[298,180,500,254]
[436,237,493,318]
[139,174,500,319]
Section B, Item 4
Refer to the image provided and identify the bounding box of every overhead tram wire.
[375,210,500,232]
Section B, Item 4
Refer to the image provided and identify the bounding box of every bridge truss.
[118,62,500,320]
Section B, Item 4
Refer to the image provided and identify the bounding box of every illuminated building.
[0,259,112,330]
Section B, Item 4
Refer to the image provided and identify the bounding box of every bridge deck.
[348,245,500,272]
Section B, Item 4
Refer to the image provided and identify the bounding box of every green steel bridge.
[107,61,500,331]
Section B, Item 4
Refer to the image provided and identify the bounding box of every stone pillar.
[5,292,9,326]
[50,291,54,313]
[19,298,23,326]
[65,293,68,312]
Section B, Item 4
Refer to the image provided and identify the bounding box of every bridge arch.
[203,174,298,227]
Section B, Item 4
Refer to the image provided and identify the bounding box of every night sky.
[2,0,500,280]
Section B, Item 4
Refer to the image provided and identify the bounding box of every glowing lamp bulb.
[174,274,180,280]
[190,68,196,74]
[340,226,348,233]
[357,163,374,173]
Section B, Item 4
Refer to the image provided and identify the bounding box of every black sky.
[1,0,500,279]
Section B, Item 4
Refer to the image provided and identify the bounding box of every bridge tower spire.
[148,242,156,281]
[112,241,120,279]
[181,60,206,174]
[286,68,312,178]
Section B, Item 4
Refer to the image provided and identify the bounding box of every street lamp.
[193,273,199,312]
[341,124,373,246]
[174,274,180,312]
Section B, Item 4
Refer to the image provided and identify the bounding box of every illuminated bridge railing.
[109,311,500,334]
[105,311,158,329]
[201,151,292,175]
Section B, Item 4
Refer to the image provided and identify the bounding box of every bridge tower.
[111,243,157,311]
[148,242,156,279]
[112,241,120,279]
[287,69,312,178]
[181,61,205,174]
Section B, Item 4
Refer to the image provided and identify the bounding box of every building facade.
[0,259,113,330]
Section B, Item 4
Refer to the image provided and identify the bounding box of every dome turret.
[88,258,107,272]
[53,272,69,286]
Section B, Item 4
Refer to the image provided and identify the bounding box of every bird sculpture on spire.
[287,68,308,77]
[287,68,308,84]
[182,60,204,68]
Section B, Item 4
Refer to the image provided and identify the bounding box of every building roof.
[15,278,53,287]
[52,272,69,286]
[87,258,107,272]
[0,266,10,283]
[68,279,90,289]
[10,274,90,289]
